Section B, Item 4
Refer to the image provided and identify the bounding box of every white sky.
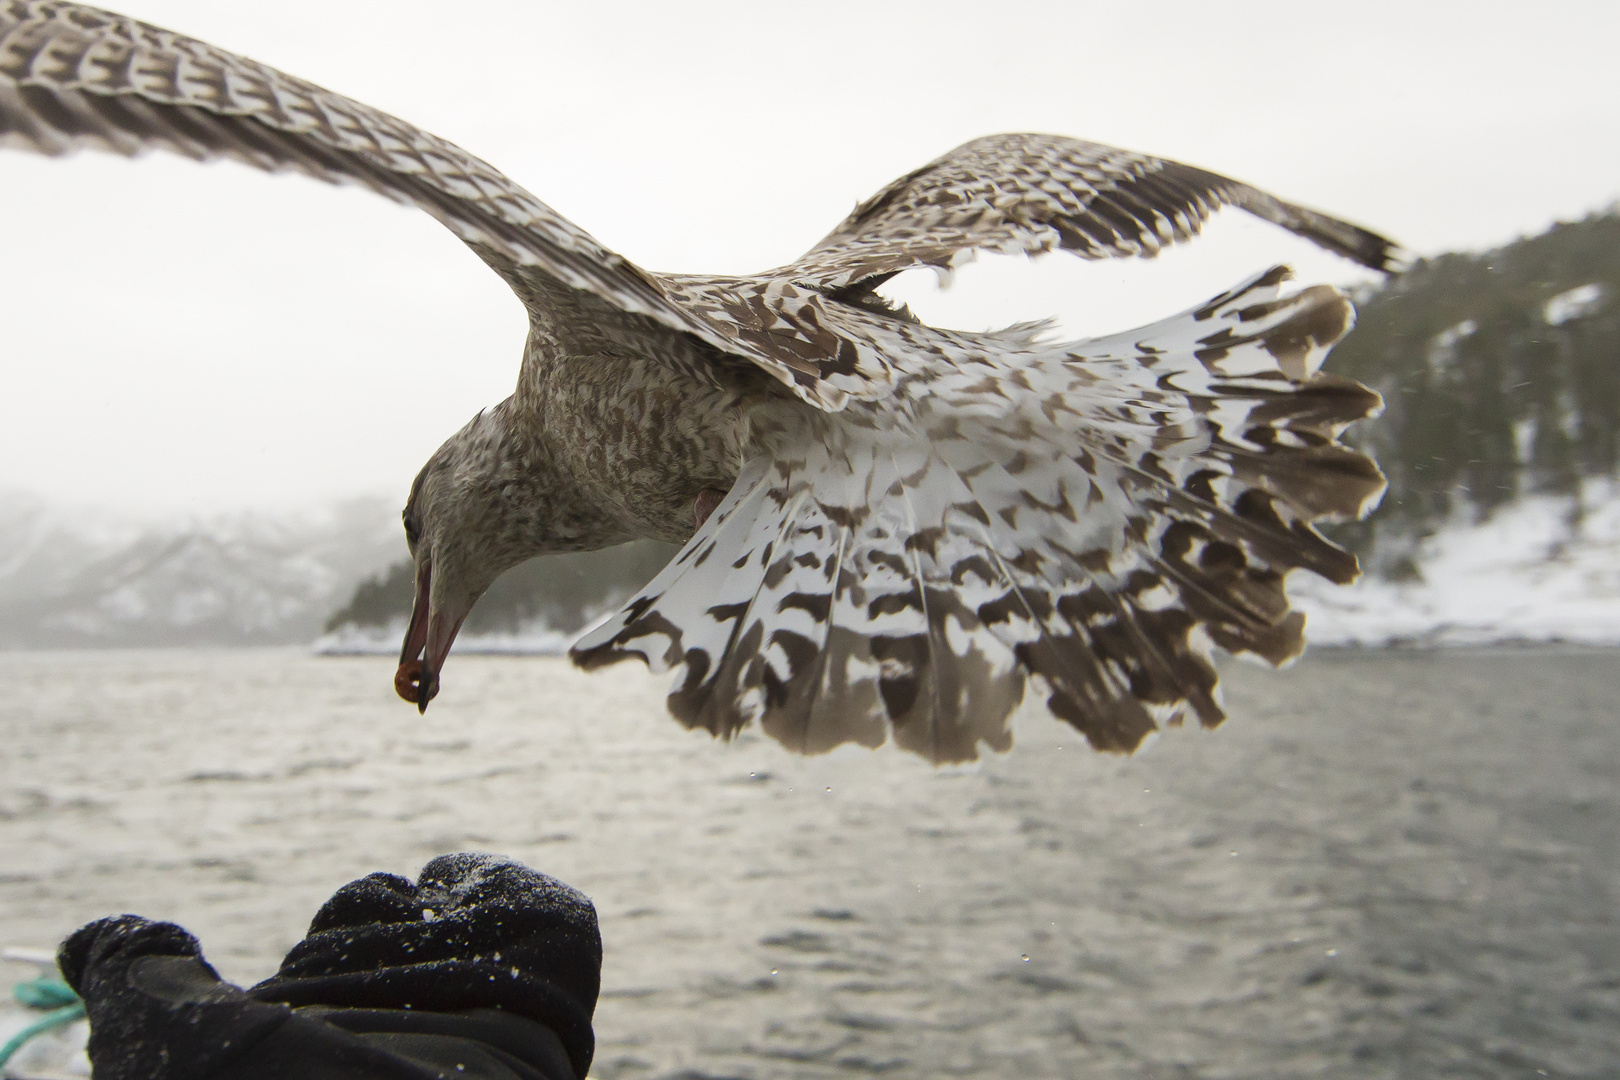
[1,0,1616,513]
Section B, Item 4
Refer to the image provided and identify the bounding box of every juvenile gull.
[0,2,1395,762]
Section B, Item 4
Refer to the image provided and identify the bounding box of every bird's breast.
[532,351,757,545]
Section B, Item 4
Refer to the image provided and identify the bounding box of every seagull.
[1,2,1394,762]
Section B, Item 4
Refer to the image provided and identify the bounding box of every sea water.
[2,648,1617,1079]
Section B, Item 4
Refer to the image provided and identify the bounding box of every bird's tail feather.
[572,267,1384,762]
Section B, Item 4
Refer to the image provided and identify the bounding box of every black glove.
[250,853,601,1079]
[59,915,286,1079]
[58,915,439,1079]
[58,854,601,1080]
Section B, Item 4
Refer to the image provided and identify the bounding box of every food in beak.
[393,562,464,713]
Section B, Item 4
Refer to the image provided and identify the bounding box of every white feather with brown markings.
[574,269,1385,761]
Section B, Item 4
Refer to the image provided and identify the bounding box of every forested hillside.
[324,539,678,638]
[324,212,1619,640]
[1324,212,1618,572]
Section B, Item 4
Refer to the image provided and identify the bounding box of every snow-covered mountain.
[0,494,403,648]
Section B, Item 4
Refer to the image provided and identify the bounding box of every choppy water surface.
[3,648,1618,1079]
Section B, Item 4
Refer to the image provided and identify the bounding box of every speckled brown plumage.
[2,2,1397,761]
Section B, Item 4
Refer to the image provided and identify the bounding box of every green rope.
[11,978,76,1011]
[0,975,85,1068]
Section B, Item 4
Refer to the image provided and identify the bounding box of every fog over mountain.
[0,495,403,648]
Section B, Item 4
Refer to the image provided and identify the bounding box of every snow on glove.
[250,853,601,1079]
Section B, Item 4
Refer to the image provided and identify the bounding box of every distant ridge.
[0,496,403,648]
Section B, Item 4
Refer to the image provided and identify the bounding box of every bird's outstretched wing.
[0,10,1402,413]
[0,0,854,403]
[575,267,1386,762]
[782,133,1403,292]
[652,134,1404,408]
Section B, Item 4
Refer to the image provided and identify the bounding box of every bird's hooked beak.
[394,561,468,713]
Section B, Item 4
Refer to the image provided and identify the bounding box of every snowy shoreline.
[1292,481,1620,649]
[313,617,581,657]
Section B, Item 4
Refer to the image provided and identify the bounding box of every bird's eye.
[402,513,421,547]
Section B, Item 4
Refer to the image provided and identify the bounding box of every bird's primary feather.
[788,132,1404,286]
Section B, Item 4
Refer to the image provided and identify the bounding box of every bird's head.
[393,406,543,712]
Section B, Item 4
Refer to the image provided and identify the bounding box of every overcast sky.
[2,0,1616,514]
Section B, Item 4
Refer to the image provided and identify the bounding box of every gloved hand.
[58,915,300,1080]
[57,854,600,1080]
[250,853,601,1079]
